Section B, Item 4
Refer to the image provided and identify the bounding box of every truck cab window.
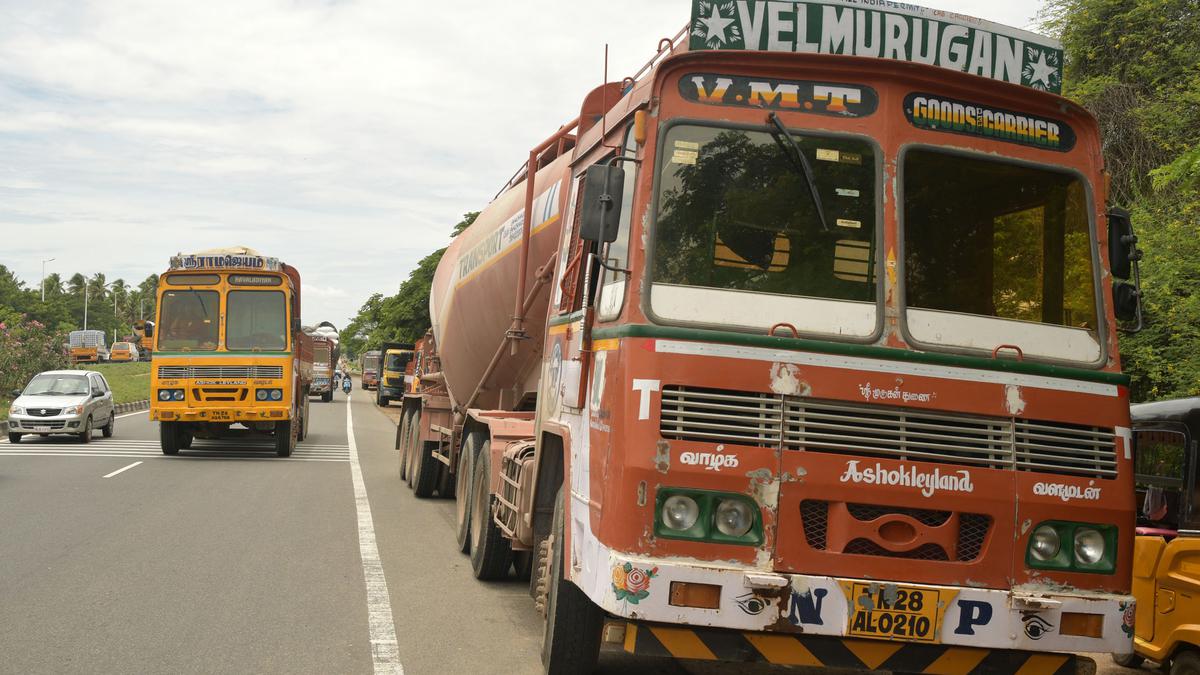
[597,126,639,321]
[227,291,287,351]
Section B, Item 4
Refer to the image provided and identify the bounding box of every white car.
[7,370,117,443]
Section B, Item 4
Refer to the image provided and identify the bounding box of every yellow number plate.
[847,583,943,643]
[208,410,233,421]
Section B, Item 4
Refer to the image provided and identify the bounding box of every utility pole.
[83,286,89,330]
[41,258,55,302]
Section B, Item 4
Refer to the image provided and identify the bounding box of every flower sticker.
[612,562,658,604]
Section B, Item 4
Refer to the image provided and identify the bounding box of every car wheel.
[79,416,93,443]
[101,413,115,438]
[7,432,21,444]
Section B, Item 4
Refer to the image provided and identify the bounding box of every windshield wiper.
[189,288,209,319]
[767,112,831,232]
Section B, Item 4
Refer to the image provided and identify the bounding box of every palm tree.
[67,273,86,295]
[43,272,64,297]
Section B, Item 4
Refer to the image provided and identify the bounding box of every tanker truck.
[394,3,1141,672]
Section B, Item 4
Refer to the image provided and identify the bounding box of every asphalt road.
[0,383,1136,675]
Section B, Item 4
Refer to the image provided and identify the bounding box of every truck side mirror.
[1108,208,1140,280]
[1107,208,1144,330]
[579,165,625,244]
[143,322,154,338]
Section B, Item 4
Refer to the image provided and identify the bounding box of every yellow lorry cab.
[109,342,138,362]
[1115,398,1200,675]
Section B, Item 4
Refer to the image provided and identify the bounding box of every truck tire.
[455,434,479,553]
[541,486,603,675]
[78,416,93,444]
[437,455,455,499]
[160,422,180,455]
[275,420,294,457]
[469,450,512,580]
[1173,652,1200,675]
[321,391,332,403]
[396,408,412,479]
[405,410,421,489]
[180,431,193,449]
[412,439,440,498]
[1112,653,1145,669]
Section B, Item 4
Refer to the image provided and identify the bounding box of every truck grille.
[158,365,284,379]
[800,500,992,562]
[661,386,1117,479]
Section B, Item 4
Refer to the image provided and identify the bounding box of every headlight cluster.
[158,389,185,401]
[62,404,84,415]
[656,489,762,545]
[1027,521,1117,573]
[255,388,283,401]
[10,404,25,415]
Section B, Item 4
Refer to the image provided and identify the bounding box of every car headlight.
[10,404,25,415]
[1074,528,1106,565]
[1029,525,1061,561]
[62,404,83,415]
[661,495,700,531]
[715,499,755,537]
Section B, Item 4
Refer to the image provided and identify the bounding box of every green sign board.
[689,1,1064,94]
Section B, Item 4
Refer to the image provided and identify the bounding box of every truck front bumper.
[151,407,289,422]
[620,622,1096,675]
[594,552,1133,659]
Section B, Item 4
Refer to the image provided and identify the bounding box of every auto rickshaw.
[1114,397,1200,675]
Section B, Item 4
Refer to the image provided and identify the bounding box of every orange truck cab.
[1116,398,1200,675]
[109,341,138,362]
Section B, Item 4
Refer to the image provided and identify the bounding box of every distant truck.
[68,330,108,364]
[131,320,155,361]
[308,325,341,403]
[360,350,381,390]
[375,342,414,407]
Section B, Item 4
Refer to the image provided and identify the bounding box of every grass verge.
[78,362,152,405]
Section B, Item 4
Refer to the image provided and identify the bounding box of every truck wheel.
[437,455,455,499]
[275,420,294,457]
[1112,653,1145,669]
[455,434,479,553]
[412,440,440,498]
[321,391,332,403]
[160,422,180,455]
[540,486,603,675]
[405,409,422,489]
[8,432,22,444]
[469,450,512,580]
[181,431,193,449]
[1172,651,1200,675]
[101,413,115,438]
[396,408,412,479]
[78,416,93,444]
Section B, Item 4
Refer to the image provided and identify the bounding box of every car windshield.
[158,290,220,351]
[226,290,287,351]
[23,374,89,396]
[651,124,878,337]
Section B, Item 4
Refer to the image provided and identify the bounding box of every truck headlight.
[159,390,172,401]
[256,389,268,401]
[1074,528,1106,565]
[172,390,185,401]
[269,389,282,401]
[661,495,699,531]
[715,499,754,537]
[1029,525,1061,561]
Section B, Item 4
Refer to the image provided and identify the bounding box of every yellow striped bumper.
[623,623,1094,675]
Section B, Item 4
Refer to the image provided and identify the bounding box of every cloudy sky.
[0,0,1046,329]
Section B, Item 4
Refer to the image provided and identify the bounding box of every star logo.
[692,2,742,49]
[1023,47,1061,92]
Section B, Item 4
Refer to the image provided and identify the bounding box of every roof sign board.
[689,1,1064,94]
[170,253,281,272]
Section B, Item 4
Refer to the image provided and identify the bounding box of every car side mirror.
[579,165,625,244]
[10,389,20,398]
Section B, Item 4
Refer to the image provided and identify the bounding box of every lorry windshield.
[158,290,220,351]
[385,353,410,370]
[903,150,1099,362]
[651,124,877,337]
[226,291,287,351]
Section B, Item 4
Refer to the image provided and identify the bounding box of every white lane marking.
[102,461,142,478]
[345,389,403,673]
[115,410,149,420]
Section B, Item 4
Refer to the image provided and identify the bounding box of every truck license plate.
[847,583,943,643]
[209,410,233,421]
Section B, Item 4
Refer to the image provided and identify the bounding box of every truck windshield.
[227,291,287,351]
[651,124,878,337]
[903,150,1099,362]
[385,353,410,370]
[158,290,220,351]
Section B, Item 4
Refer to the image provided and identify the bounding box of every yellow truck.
[149,248,313,457]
